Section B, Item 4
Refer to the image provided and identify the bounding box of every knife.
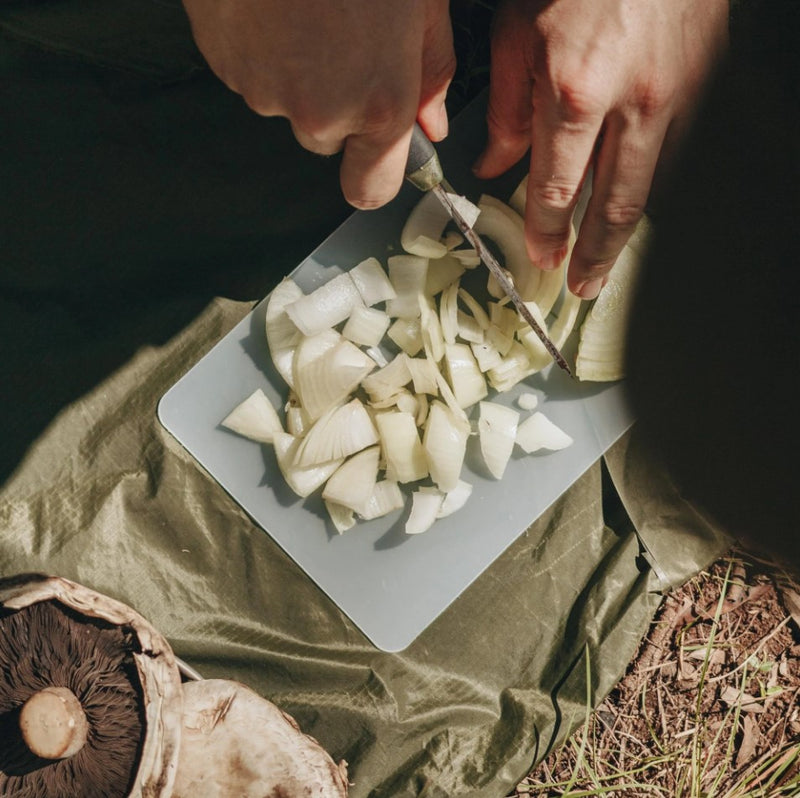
[405,123,573,377]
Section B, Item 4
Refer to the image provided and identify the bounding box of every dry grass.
[510,550,800,797]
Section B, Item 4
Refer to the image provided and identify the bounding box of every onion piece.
[273,432,343,498]
[576,242,640,382]
[325,500,356,534]
[517,392,539,411]
[450,248,481,268]
[425,254,466,297]
[375,411,428,483]
[470,340,503,373]
[442,230,464,251]
[356,480,405,521]
[439,280,460,345]
[386,317,423,356]
[452,312,479,344]
[341,305,391,347]
[284,392,310,437]
[349,256,397,306]
[405,356,439,396]
[400,190,451,259]
[322,445,380,511]
[361,353,412,403]
[293,399,379,467]
[386,255,428,319]
[423,400,470,492]
[474,195,540,301]
[405,489,444,535]
[515,412,574,453]
[457,288,491,329]
[436,480,473,518]
[419,295,445,364]
[478,401,520,479]
[365,346,389,368]
[487,341,535,393]
[548,290,584,350]
[285,272,364,337]
[294,337,376,421]
[443,343,488,409]
[221,388,283,444]
[265,277,304,389]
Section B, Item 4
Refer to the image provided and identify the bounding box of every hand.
[474,0,728,298]
[182,0,455,210]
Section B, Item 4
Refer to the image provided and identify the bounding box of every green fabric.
[0,296,729,796]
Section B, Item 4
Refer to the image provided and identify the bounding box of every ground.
[510,549,800,796]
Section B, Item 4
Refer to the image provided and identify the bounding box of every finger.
[472,6,533,179]
[524,84,603,270]
[289,121,346,157]
[567,111,666,298]
[339,112,416,210]
[417,0,456,142]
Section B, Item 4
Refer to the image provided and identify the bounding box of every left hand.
[473,0,729,298]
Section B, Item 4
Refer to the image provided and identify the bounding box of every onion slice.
[285,272,364,337]
[221,388,282,444]
[423,400,470,492]
[515,412,574,453]
[405,488,445,535]
[293,399,379,467]
[322,445,380,511]
[478,401,520,479]
[265,277,304,389]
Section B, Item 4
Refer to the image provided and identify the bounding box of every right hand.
[182,0,455,209]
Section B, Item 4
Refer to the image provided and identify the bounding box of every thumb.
[473,7,533,178]
[417,0,456,142]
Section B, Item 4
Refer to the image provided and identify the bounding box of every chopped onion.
[439,280,460,345]
[517,392,539,411]
[436,480,473,518]
[221,388,282,444]
[265,277,304,389]
[386,255,428,319]
[293,398,379,467]
[443,343,488,409]
[487,341,534,393]
[273,432,343,498]
[449,248,481,268]
[342,305,391,347]
[285,272,364,336]
[515,412,574,453]
[456,310,484,344]
[405,356,439,396]
[470,340,503,372]
[375,411,429,483]
[576,242,640,382]
[425,254,467,297]
[284,393,310,437]
[423,400,470,492]
[365,345,389,368]
[405,488,445,535]
[419,295,445,364]
[477,401,519,479]
[457,288,491,329]
[356,480,405,521]
[324,500,356,534]
[442,230,464,251]
[386,317,423,356]
[349,256,397,306]
[361,353,412,403]
[294,337,376,421]
[400,190,451,258]
[474,195,541,301]
[322,445,380,511]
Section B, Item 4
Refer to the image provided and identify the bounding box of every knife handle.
[405,122,444,192]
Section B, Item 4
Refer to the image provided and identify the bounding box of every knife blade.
[405,123,573,377]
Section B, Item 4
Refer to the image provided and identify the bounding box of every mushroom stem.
[19,687,89,760]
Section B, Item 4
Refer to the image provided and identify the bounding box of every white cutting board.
[158,96,635,652]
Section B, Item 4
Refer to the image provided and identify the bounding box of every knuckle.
[634,77,675,118]
[529,179,581,213]
[550,69,606,123]
[599,198,645,231]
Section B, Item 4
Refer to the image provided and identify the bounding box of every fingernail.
[575,277,604,300]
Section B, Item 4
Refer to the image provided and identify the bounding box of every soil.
[511,549,800,796]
